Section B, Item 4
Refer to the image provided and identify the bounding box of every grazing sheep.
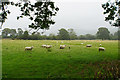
[60,45,66,49]
[99,44,102,46]
[60,46,65,49]
[25,46,33,51]
[46,45,52,48]
[81,43,84,45]
[41,45,47,48]
[86,44,92,47]
[60,45,66,47]
[99,47,105,52]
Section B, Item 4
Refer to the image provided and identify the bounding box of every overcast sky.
[1,0,118,35]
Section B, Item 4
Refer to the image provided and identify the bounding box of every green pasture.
[2,39,118,78]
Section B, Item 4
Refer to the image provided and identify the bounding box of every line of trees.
[1,27,120,40]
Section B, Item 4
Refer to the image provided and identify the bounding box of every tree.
[0,0,10,26]
[58,28,70,40]
[10,29,17,39]
[78,34,96,40]
[29,32,41,40]
[41,35,47,40]
[109,33,114,40]
[85,34,96,40]
[18,28,23,36]
[0,0,59,32]
[96,27,110,40]
[22,30,29,39]
[17,28,23,39]
[102,0,119,27]
[113,30,120,40]
[48,33,56,40]
[2,28,11,38]
[78,35,86,40]
[10,29,16,36]
[68,28,77,40]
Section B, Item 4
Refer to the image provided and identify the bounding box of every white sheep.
[60,45,66,47]
[86,44,92,47]
[99,44,102,46]
[25,46,33,51]
[81,43,84,45]
[41,45,47,48]
[60,45,66,49]
[99,47,105,52]
[46,45,52,48]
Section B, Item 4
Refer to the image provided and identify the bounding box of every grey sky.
[2,0,118,35]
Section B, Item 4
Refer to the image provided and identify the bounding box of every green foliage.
[10,29,17,40]
[96,27,110,40]
[2,28,11,37]
[10,29,16,36]
[58,28,70,40]
[102,0,120,27]
[78,34,96,40]
[2,28,17,39]
[78,35,86,40]
[17,28,23,36]
[0,1,10,24]
[22,30,29,39]
[14,1,59,31]
[2,28,119,40]
[28,32,41,40]
[48,33,56,40]
[1,0,59,31]
[68,28,77,40]
[110,30,120,40]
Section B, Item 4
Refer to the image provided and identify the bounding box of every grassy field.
[2,39,119,78]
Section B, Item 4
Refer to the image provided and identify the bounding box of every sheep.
[41,45,47,48]
[25,46,33,51]
[60,45,66,49]
[86,44,92,47]
[46,45,52,48]
[99,47,105,52]
[99,44,102,46]
[81,43,84,45]
[60,45,66,47]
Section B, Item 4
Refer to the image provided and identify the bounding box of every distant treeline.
[1,27,120,40]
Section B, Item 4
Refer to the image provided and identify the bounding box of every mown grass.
[2,39,119,78]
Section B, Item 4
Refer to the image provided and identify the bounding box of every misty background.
[2,0,118,35]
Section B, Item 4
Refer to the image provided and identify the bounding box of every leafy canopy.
[58,28,70,40]
[0,0,59,33]
[102,0,120,27]
[96,27,110,40]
